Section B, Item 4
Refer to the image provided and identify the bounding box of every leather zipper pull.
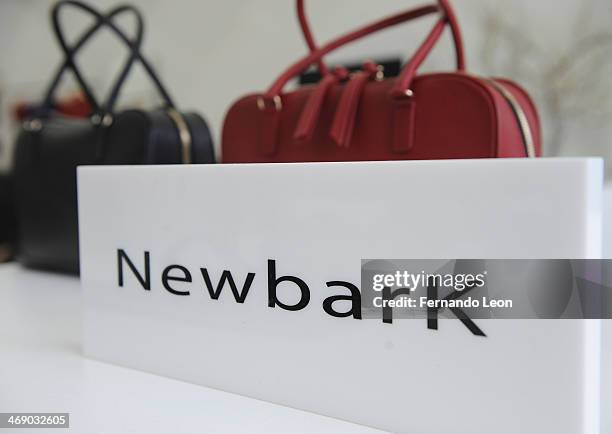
[293,67,348,143]
[330,61,380,148]
[391,90,416,153]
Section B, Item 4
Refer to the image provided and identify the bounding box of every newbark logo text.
[116,249,487,336]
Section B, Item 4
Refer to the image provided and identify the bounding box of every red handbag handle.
[438,0,465,70]
[296,0,327,76]
[296,0,465,75]
[262,4,458,105]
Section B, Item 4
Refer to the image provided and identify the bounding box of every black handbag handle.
[43,0,175,115]
[42,3,142,114]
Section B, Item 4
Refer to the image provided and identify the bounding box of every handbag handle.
[42,3,143,114]
[43,0,175,115]
[257,5,451,154]
[261,4,445,105]
[296,0,327,76]
[295,0,465,75]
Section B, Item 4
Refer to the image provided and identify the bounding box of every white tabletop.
[0,263,384,434]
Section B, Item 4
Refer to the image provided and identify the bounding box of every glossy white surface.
[78,159,604,434]
[0,264,384,434]
[603,183,612,434]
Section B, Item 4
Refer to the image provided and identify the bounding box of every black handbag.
[13,0,215,274]
[0,174,17,263]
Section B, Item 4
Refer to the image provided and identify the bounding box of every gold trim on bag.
[167,108,193,164]
[487,79,536,158]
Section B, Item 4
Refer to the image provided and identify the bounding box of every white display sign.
[79,159,603,434]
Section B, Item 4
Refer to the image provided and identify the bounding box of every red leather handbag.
[222,0,541,163]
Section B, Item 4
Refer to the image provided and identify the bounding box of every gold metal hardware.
[23,119,43,132]
[487,79,536,158]
[375,65,385,82]
[167,108,193,164]
[91,113,113,127]
[257,95,282,112]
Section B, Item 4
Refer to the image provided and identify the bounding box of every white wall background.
[1,0,612,171]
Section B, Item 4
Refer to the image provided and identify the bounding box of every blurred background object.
[13,92,92,121]
[477,1,612,162]
[299,57,402,84]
